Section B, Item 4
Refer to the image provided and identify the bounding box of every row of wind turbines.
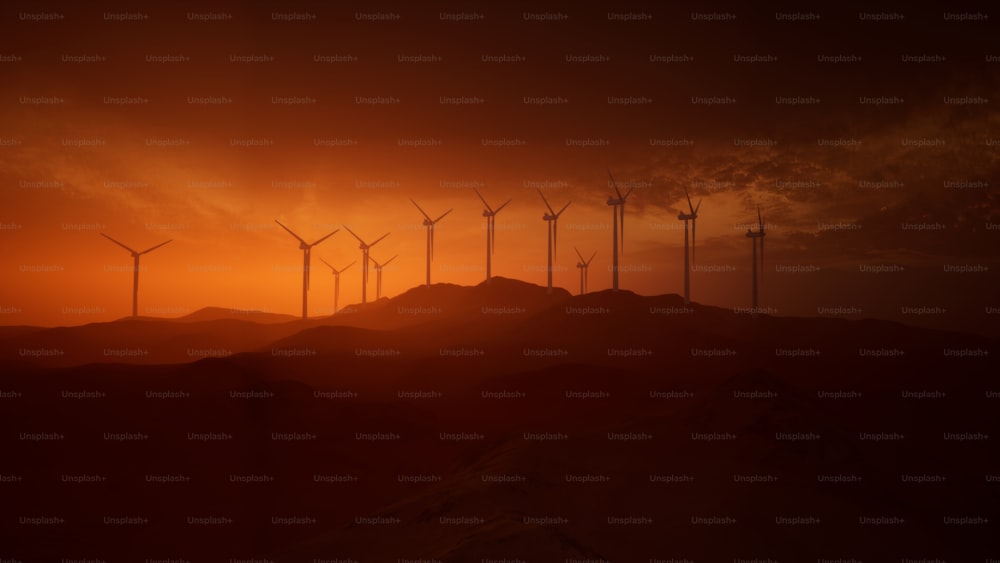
[100,173,767,319]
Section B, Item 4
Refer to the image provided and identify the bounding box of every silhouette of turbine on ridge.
[537,189,570,295]
[746,206,766,313]
[606,171,634,292]
[368,253,398,300]
[411,199,452,287]
[100,234,172,318]
[319,258,355,314]
[574,247,596,295]
[678,188,702,304]
[473,188,511,283]
[275,220,338,320]
[343,226,389,305]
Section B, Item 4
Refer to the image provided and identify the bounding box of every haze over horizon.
[3,3,999,560]
[1,2,997,334]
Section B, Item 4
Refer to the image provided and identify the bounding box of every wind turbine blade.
[587,250,597,265]
[275,220,306,245]
[620,205,625,251]
[101,234,136,254]
[490,218,496,254]
[310,228,339,247]
[430,224,434,261]
[574,246,585,263]
[692,218,697,266]
[608,170,623,199]
[694,198,702,214]
[473,188,493,211]
[305,252,311,291]
[494,199,512,213]
[553,219,558,260]
[342,225,366,245]
[760,237,765,283]
[140,239,172,255]
[410,199,432,221]
[623,187,634,201]
[433,208,453,223]
[319,257,334,271]
[757,206,764,232]
[342,261,356,272]
[370,232,390,247]
[556,201,571,216]
[685,188,695,214]
[383,254,398,266]
[537,189,556,214]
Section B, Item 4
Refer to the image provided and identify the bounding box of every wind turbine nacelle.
[482,210,491,217]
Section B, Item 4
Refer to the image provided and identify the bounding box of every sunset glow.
[2,4,998,334]
[3,4,999,561]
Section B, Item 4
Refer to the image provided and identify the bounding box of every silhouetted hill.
[0,317,310,367]
[0,325,45,339]
[1,279,995,373]
[173,306,300,324]
[1,278,996,560]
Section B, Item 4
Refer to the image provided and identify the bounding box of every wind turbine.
[745,206,766,311]
[606,171,634,291]
[319,258,355,314]
[574,247,597,295]
[473,188,511,283]
[537,189,570,294]
[410,199,452,287]
[368,254,398,300]
[678,188,702,304]
[275,220,339,320]
[100,234,171,318]
[343,226,390,305]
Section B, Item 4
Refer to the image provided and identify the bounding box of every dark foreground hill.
[0,278,996,560]
[1,276,993,371]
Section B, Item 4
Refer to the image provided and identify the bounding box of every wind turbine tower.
[101,234,172,318]
[275,220,339,320]
[410,199,452,287]
[473,189,511,283]
[574,247,596,295]
[678,189,702,304]
[343,226,390,305]
[319,258,354,314]
[368,254,398,300]
[606,171,634,291]
[746,206,766,311]
[537,189,570,294]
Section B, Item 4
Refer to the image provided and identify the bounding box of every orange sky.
[1,2,997,333]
